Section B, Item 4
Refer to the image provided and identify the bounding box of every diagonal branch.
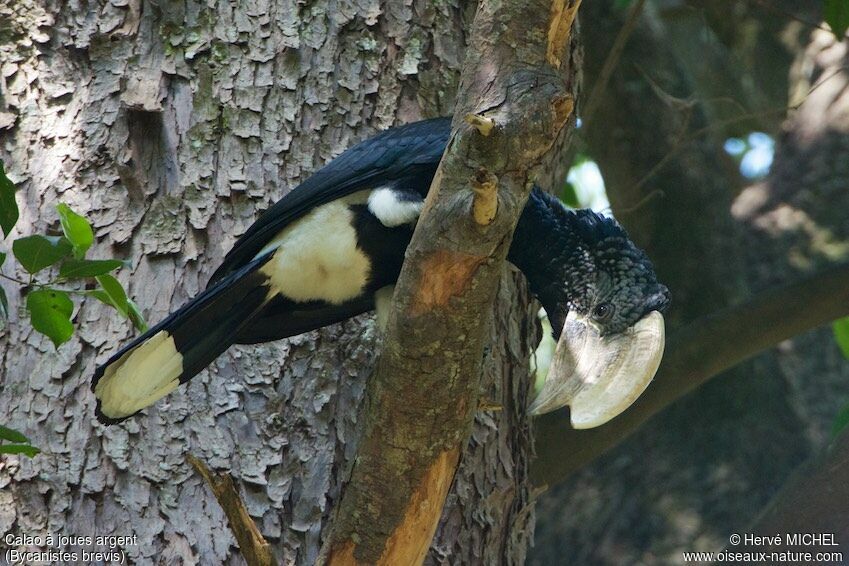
[750,425,849,541]
[531,261,849,487]
[321,1,581,564]
[186,455,278,566]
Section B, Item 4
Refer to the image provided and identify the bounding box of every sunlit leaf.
[0,444,40,457]
[127,298,148,332]
[0,161,18,238]
[0,425,28,443]
[56,203,94,258]
[834,317,849,360]
[825,0,849,40]
[95,274,129,317]
[26,289,74,348]
[12,235,73,274]
[561,181,581,208]
[59,258,123,279]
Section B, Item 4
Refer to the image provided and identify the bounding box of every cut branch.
[463,113,495,136]
[322,0,578,564]
[186,455,277,566]
[471,168,499,225]
[531,262,849,487]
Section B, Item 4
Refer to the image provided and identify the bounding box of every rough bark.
[530,11,849,565]
[0,1,569,564]
[323,1,579,563]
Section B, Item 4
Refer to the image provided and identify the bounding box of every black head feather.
[509,188,670,337]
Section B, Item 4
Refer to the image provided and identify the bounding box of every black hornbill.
[92,118,670,427]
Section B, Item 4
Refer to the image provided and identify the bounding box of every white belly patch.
[257,201,371,304]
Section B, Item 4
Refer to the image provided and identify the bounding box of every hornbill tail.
[91,256,273,424]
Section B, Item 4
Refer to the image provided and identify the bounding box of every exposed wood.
[531,261,849,487]
[470,169,499,226]
[463,113,495,136]
[409,251,486,316]
[323,0,579,563]
[186,455,277,566]
[546,0,583,68]
[377,448,461,565]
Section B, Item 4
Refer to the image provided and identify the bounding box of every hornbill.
[92,117,669,428]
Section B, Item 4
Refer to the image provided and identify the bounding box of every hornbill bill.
[92,117,669,428]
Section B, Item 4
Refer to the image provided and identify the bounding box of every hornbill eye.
[592,302,614,322]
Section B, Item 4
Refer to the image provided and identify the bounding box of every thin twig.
[629,65,849,194]
[0,272,28,286]
[583,0,647,125]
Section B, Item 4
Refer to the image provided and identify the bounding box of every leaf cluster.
[1,160,149,459]
[0,161,147,348]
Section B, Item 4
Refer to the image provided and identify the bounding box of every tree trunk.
[0,1,574,563]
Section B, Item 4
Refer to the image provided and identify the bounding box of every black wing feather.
[208,117,451,285]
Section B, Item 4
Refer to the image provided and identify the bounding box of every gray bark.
[0,1,556,563]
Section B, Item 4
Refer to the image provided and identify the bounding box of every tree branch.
[186,455,277,566]
[749,425,849,544]
[322,1,580,564]
[531,262,849,487]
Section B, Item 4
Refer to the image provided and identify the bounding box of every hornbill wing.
[208,117,451,285]
[93,119,448,424]
[234,295,375,344]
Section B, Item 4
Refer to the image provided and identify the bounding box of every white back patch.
[258,201,371,304]
[367,187,423,227]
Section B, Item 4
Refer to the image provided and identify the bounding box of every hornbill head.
[526,206,670,429]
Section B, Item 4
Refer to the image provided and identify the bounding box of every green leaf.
[0,251,5,268]
[834,317,849,360]
[825,0,849,40]
[12,235,73,274]
[561,181,581,208]
[56,203,94,258]
[95,274,129,317]
[127,298,148,332]
[0,444,40,457]
[0,425,28,443]
[59,258,123,279]
[26,289,74,347]
[0,161,18,239]
[832,403,849,438]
